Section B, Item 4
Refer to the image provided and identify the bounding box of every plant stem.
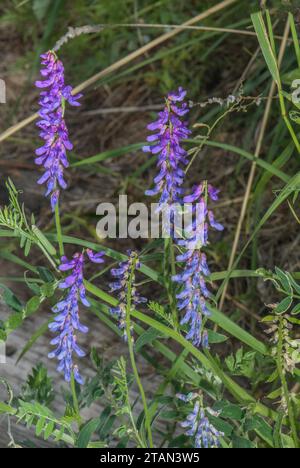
[277,316,299,448]
[54,200,64,257]
[164,238,178,329]
[37,242,59,270]
[70,372,82,428]
[126,258,154,448]
[124,387,145,448]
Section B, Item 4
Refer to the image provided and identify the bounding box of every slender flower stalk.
[35,50,82,211]
[109,251,147,341]
[109,251,153,447]
[54,199,64,257]
[173,183,223,347]
[49,249,105,384]
[143,87,191,210]
[265,311,300,448]
[177,393,223,449]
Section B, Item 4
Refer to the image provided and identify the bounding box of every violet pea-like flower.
[49,249,105,384]
[173,183,224,348]
[178,394,223,449]
[143,87,191,209]
[35,51,82,211]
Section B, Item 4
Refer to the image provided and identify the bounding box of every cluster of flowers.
[35,49,223,380]
[35,50,82,211]
[143,87,191,209]
[177,393,223,449]
[173,183,223,347]
[109,251,147,341]
[49,249,105,384]
[144,88,223,347]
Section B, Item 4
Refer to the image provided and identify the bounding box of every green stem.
[54,200,64,257]
[164,238,178,328]
[278,91,300,154]
[37,242,59,270]
[125,390,145,448]
[70,372,82,428]
[277,317,299,448]
[126,258,154,448]
[170,239,177,279]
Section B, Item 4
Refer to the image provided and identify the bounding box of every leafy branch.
[0,179,57,269]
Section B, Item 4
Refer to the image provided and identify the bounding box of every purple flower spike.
[49,249,105,384]
[144,87,191,208]
[109,251,146,341]
[35,50,82,210]
[173,184,223,348]
[178,394,223,449]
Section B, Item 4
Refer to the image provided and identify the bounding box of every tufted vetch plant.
[1,5,300,450]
